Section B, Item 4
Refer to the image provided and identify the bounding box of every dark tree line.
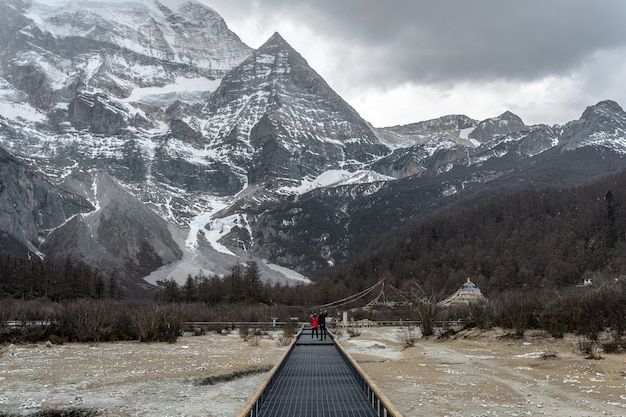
[0,255,120,301]
[155,260,315,306]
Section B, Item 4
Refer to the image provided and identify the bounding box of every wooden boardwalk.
[238,326,400,417]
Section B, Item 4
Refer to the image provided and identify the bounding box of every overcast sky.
[201,0,626,128]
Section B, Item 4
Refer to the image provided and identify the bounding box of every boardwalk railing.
[236,328,302,417]
[334,336,402,417]
[237,327,403,417]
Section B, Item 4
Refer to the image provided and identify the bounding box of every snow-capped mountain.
[195,32,388,186]
[250,101,626,273]
[1,0,626,295]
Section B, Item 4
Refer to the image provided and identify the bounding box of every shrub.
[239,323,251,341]
[56,299,121,342]
[437,327,457,340]
[577,337,602,359]
[601,338,624,354]
[347,326,361,337]
[134,304,185,343]
[283,317,297,335]
[248,332,261,346]
[277,330,293,346]
[397,325,419,347]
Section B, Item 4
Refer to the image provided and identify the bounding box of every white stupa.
[439,278,486,306]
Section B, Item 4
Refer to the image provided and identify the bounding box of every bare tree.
[496,288,544,338]
[403,282,443,337]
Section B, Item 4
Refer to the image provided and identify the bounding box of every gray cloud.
[213,0,626,84]
[204,0,626,125]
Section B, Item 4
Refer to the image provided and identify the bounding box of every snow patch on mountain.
[0,80,46,122]
[459,127,481,146]
[124,77,220,105]
[0,101,45,123]
[263,262,311,283]
[584,130,626,152]
[280,169,393,194]
[186,198,231,253]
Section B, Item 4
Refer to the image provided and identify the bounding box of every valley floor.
[1,327,625,416]
[349,327,626,416]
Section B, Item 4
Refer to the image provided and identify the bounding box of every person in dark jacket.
[310,312,319,339]
[318,309,328,340]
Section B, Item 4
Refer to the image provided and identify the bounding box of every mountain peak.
[23,0,250,82]
[581,100,625,121]
[257,31,298,54]
[560,100,626,151]
[267,31,287,44]
[468,110,526,142]
[497,111,524,124]
[200,26,385,186]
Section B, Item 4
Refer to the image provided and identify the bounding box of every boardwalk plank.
[256,328,379,417]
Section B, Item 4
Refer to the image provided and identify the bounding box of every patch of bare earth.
[0,331,288,416]
[3,327,626,416]
[341,327,626,417]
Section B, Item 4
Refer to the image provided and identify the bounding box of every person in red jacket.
[310,312,319,339]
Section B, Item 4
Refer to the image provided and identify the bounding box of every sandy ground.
[1,327,626,416]
[342,327,626,417]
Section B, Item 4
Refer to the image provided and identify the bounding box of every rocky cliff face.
[0,147,94,257]
[2,0,251,99]
[468,111,527,143]
[43,171,183,293]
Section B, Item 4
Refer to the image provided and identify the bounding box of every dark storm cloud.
[204,0,626,126]
[209,0,626,86]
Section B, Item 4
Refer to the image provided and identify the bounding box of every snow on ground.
[459,127,480,146]
[0,330,287,417]
[185,198,233,255]
[341,327,626,416]
[280,169,393,194]
[263,261,311,284]
[344,338,403,360]
[144,193,311,287]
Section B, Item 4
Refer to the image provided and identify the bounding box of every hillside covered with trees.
[316,169,626,299]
